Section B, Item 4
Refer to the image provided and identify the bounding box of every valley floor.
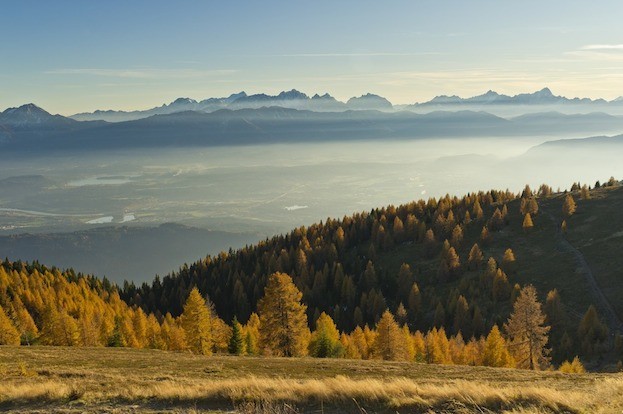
[0,346,622,413]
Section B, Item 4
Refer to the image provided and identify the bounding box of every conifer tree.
[228,316,245,355]
[501,248,517,274]
[373,310,407,361]
[424,229,437,257]
[577,305,609,357]
[211,315,233,354]
[453,295,471,337]
[445,247,461,278]
[362,261,378,292]
[396,263,414,303]
[480,226,492,245]
[433,302,446,327]
[107,316,126,347]
[132,308,148,348]
[559,356,585,373]
[0,305,20,345]
[11,304,38,345]
[450,225,463,248]
[243,313,261,355]
[425,327,451,364]
[407,283,422,324]
[258,272,309,357]
[350,326,370,359]
[522,213,534,232]
[165,315,188,351]
[472,199,484,220]
[180,287,213,355]
[467,243,484,270]
[490,208,504,231]
[544,289,566,328]
[482,325,514,367]
[145,313,165,349]
[563,194,576,218]
[492,269,510,302]
[395,303,408,327]
[504,285,550,370]
[309,312,342,358]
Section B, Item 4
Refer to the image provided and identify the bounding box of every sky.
[1,0,623,115]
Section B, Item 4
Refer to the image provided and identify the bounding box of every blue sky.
[1,0,623,114]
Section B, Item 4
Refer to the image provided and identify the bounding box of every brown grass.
[1,346,622,413]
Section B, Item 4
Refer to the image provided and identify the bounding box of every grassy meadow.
[1,346,622,413]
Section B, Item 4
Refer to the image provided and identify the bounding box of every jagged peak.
[533,87,554,97]
[276,89,309,100]
[4,103,49,115]
[170,97,198,106]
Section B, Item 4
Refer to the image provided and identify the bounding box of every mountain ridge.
[62,87,623,122]
[2,105,623,152]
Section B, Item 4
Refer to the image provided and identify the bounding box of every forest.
[1,178,622,372]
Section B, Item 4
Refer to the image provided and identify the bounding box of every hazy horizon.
[3,1,623,114]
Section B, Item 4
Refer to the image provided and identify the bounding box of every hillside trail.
[545,211,623,336]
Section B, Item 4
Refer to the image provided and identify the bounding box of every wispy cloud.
[581,44,623,51]
[269,52,441,58]
[564,44,623,62]
[45,68,238,79]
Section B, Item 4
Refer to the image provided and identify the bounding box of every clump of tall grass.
[4,375,618,412]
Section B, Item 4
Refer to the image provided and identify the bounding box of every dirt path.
[546,212,623,335]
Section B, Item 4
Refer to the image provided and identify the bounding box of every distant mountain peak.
[276,89,309,100]
[0,103,68,126]
[224,91,247,103]
[534,87,554,97]
[346,93,393,110]
[4,103,49,115]
[311,93,337,101]
[170,97,197,106]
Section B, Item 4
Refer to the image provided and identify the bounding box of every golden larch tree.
[482,325,514,367]
[467,243,484,270]
[161,313,187,351]
[522,213,534,232]
[563,194,577,217]
[258,272,310,357]
[180,287,213,355]
[501,248,516,274]
[243,312,261,355]
[0,304,20,345]
[373,310,407,361]
[504,285,550,370]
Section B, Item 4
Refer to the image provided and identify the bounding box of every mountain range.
[64,87,623,123]
[2,102,623,152]
[69,90,394,122]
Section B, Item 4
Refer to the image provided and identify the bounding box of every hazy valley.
[3,91,623,413]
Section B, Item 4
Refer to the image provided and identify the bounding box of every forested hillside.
[1,179,622,370]
[121,177,622,366]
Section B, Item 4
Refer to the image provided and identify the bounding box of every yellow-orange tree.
[373,310,407,360]
[504,285,550,370]
[180,287,212,355]
[0,304,20,345]
[258,272,309,357]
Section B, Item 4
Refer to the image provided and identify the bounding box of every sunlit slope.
[1,346,621,413]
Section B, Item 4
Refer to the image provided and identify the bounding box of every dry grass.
[1,346,622,413]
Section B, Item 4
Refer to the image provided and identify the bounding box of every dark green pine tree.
[107,316,125,347]
[228,316,245,355]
